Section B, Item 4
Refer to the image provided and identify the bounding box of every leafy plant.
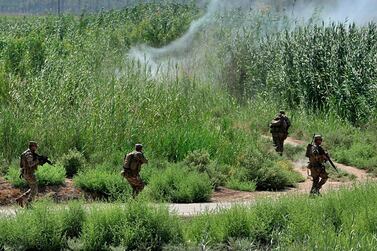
[60,149,86,178]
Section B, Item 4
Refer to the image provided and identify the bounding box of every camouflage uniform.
[122,147,148,197]
[16,148,40,206]
[308,144,328,195]
[270,112,291,155]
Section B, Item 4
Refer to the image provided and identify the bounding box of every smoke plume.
[127,0,377,78]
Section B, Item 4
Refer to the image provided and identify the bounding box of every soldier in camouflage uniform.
[307,135,329,195]
[270,110,291,155]
[121,144,148,197]
[15,141,40,207]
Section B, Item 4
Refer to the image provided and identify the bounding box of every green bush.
[226,178,256,192]
[184,150,229,188]
[237,148,303,190]
[334,142,377,171]
[60,148,86,178]
[73,168,131,200]
[184,149,211,172]
[81,201,183,250]
[146,164,213,203]
[6,164,65,188]
[0,200,85,250]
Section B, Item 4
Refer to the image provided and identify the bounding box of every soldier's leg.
[125,174,144,197]
[277,139,284,155]
[272,135,279,151]
[317,169,329,191]
[25,174,38,205]
[16,189,30,207]
[133,175,145,197]
[310,168,320,194]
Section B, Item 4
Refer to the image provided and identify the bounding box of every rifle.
[19,154,53,178]
[324,152,338,173]
[34,153,54,166]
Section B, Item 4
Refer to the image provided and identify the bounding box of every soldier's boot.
[15,196,25,207]
[317,178,327,194]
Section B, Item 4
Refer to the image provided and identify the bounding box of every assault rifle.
[19,154,53,178]
[324,152,338,173]
[34,153,54,166]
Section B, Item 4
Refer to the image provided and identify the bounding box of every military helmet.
[29,141,38,147]
[279,110,285,115]
[135,144,143,151]
[314,135,323,141]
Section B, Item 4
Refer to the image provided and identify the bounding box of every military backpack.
[123,152,136,170]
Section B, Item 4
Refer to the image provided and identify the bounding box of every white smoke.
[126,0,377,78]
[292,0,377,24]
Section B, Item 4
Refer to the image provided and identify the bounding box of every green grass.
[290,113,377,172]
[327,165,357,182]
[81,200,183,250]
[2,184,377,250]
[6,164,65,187]
[184,183,377,249]
[73,168,132,201]
[145,164,213,203]
[0,1,376,201]
[225,178,256,192]
[0,200,84,250]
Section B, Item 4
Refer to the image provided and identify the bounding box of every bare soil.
[0,177,82,206]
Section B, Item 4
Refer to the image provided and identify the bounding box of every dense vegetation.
[1,1,377,202]
[2,184,377,250]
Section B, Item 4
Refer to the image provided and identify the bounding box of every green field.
[1,3,376,193]
[1,184,377,250]
[1,1,377,196]
[0,1,377,248]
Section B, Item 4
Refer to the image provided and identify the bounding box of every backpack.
[270,118,282,128]
[123,152,134,170]
[305,144,313,158]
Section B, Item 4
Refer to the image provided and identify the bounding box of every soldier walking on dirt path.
[307,135,329,195]
[15,141,41,207]
[121,144,148,198]
[269,110,291,155]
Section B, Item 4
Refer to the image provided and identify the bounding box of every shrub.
[73,168,131,200]
[184,149,211,172]
[62,201,86,239]
[0,200,84,250]
[6,164,65,188]
[60,149,86,178]
[146,164,213,203]
[237,148,303,190]
[334,142,377,171]
[226,178,256,192]
[184,150,229,189]
[81,201,183,250]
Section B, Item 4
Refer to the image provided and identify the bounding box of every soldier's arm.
[135,152,148,164]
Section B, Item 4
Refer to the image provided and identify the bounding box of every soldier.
[15,141,40,207]
[121,144,148,197]
[307,135,329,195]
[269,110,291,155]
